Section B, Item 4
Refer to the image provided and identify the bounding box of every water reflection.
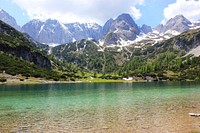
[0,82,200,132]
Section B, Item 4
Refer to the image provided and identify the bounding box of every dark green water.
[0,82,200,133]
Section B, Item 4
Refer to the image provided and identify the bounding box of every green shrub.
[19,78,24,81]
[0,77,7,82]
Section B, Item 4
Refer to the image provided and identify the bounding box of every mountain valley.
[0,9,200,82]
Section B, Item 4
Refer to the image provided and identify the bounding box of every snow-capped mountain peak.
[155,14,192,34]
[2,9,200,48]
[22,19,103,44]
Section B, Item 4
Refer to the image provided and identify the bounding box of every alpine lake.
[0,82,200,133]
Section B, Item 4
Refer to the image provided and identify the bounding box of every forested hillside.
[119,28,200,81]
[0,20,80,81]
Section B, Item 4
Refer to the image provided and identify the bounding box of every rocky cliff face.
[155,15,192,34]
[22,19,73,44]
[21,19,44,41]
[22,13,142,45]
[103,13,141,45]
[163,15,192,33]
[22,19,103,44]
[154,24,164,33]
[0,44,51,69]
[102,18,114,36]
[65,22,103,41]
[141,24,152,34]
[0,9,20,31]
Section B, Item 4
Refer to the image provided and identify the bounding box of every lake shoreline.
[0,78,145,85]
[0,77,149,85]
[0,73,196,85]
[0,73,83,85]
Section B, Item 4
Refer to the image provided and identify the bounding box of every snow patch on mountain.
[118,38,135,47]
[22,20,103,44]
[44,43,60,47]
[72,38,76,42]
[39,24,45,34]
[164,30,181,36]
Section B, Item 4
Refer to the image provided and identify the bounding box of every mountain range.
[0,8,200,81]
[1,8,200,47]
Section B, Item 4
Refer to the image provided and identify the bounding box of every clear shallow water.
[0,82,200,133]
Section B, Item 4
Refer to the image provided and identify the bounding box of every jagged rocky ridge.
[154,15,200,34]
[20,13,152,45]
[0,9,20,31]
[20,14,200,46]
[1,8,200,46]
[21,19,103,44]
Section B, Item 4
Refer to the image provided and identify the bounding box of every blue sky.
[135,0,175,26]
[0,0,200,27]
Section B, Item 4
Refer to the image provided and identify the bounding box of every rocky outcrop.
[0,44,51,69]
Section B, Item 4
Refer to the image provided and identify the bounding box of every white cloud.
[130,6,142,20]
[10,0,144,25]
[163,0,200,23]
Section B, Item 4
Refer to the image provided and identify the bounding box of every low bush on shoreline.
[0,77,7,82]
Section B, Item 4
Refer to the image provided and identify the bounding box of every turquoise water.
[0,82,200,132]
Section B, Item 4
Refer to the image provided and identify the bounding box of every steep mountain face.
[0,20,51,69]
[154,24,164,33]
[139,15,200,48]
[102,18,114,35]
[102,13,140,45]
[21,19,44,41]
[38,19,73,44]
[22,13,142,45]
[0,9,20,31]
[141,24,152,34]
[65,22,103,41]
[22,19,103,44]
[155,15,192,34]
[22,19,73,44]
